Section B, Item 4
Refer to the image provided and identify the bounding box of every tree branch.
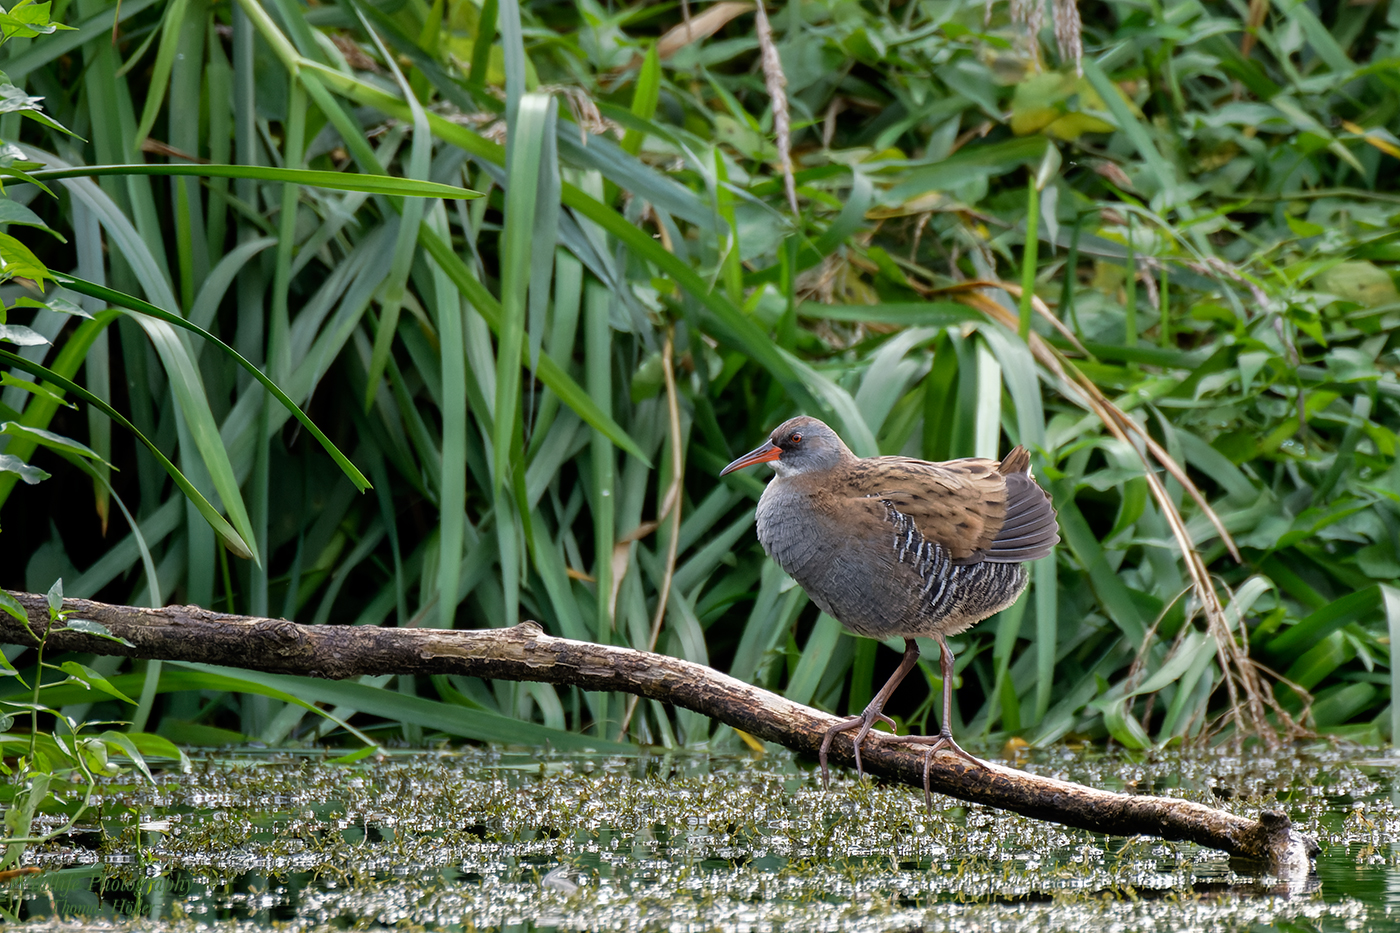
[1,591,1315,875]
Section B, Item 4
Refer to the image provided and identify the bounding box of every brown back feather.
[820,446,1057,564]
[826,455,1007,560]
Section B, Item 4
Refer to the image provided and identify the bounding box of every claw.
[905,730,989,811]
[819,707,898,787]
[817,639,923,789]
[905,632,990,810]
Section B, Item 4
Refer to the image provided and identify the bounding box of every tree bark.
[2,591,1316,876]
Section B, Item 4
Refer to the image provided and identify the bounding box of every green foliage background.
[1,0,1399,771]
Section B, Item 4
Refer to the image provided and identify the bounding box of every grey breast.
[755,481,853,621]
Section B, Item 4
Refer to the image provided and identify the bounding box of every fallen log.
[1,590,1316,876]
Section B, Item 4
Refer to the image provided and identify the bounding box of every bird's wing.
[832,448,1059,564]
[991,448,1060,562]
[833,455,1010,561]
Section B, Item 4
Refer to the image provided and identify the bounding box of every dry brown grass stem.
[608,2,753,79]
[617,330,685,739]
[932,280,1299,741]
[658,2,753,61]
[754,0,799,216]
[1242,0,1269,57]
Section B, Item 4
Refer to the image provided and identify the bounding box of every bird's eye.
[789,432,802,444]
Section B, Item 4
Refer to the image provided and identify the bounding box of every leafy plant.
[0,0,484,869]
[0,0,1398,774]
[0,579,189,883]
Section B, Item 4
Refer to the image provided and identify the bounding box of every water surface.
[5,744,1396,931]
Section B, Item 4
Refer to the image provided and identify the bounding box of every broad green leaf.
[0,453,48,484]
[0,590,28,625]
[0,421,110,464]
[94,731,154,784]
[63,618,136,648]
[1311,683,1376,728]
[122,732,191,771]
[1285,632,1351,691]
[329,745,380,764]
[1315,261,1398,308]
[59,661,137,704]
[0,232,51,284]
[0,197,59,236]
[1267,586,1378,663]
[0,322,47,345]
[0,371,74,407]
[1127,630,1208,698]
[494,92,553,492]
[13,294,88,317]
[1100,695,1152,749]
[1010,72,1117,140]
[622,45,661,155]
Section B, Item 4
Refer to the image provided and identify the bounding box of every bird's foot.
[903,731,990,811]
[818,706,898,789]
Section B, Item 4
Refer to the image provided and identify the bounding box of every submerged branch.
[2,591,1315,875]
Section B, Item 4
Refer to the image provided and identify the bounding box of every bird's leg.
[902,633,989,810]
[818,638,921,788]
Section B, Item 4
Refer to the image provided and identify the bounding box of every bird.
[720,415,1059,791]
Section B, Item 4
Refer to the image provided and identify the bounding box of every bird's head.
[719,416,851,478]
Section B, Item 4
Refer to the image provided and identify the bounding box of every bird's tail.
[998,446,1031,475]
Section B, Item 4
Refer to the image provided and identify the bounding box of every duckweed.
[2,744,1394,931]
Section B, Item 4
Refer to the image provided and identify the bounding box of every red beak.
[720,439,782,476]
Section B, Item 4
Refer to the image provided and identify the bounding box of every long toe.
[906,733,991,811]
[906,731,989,769]
[935,738,986,771]
[819,715,865,788]
[820,706,900,786]
[850,714,882,776]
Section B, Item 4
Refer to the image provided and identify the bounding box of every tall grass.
[1,0,1398,757]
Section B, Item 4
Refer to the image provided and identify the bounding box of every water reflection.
[1,745,1392,931]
